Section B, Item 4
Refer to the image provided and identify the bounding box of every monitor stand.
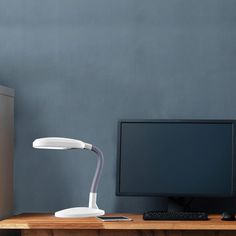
[167,197,194,212]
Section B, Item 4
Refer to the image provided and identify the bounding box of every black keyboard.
[143,211,208,220]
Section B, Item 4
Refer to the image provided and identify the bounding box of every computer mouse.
[221,212,235,221]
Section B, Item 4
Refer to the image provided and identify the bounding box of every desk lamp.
[32,137,105,218]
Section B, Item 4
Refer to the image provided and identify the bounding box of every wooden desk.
[1,213,236,236]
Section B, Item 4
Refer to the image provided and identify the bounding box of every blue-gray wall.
[0,0,236,214]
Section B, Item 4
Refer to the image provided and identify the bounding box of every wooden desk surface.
[0,214,236,231]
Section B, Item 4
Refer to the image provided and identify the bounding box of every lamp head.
[33,137,91,150]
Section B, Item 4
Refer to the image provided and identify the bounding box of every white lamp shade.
[33,137,86,150]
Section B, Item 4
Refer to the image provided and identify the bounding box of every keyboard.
[143,211,208,221]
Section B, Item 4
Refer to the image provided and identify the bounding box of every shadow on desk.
[0,230,20,236]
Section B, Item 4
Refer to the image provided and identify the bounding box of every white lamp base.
[55,207,105,218]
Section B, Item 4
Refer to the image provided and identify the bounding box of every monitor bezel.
[116,119,236,197]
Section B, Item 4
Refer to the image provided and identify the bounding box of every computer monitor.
[117,120,236,197]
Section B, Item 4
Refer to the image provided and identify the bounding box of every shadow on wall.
[115,196,167,213]
[192,198,236,214]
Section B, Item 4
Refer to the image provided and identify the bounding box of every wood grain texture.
[21,230,236,236]
[1,214,236,230]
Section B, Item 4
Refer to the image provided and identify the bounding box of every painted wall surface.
[0,0,236,214]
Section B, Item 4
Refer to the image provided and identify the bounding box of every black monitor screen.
[117,121,235,197]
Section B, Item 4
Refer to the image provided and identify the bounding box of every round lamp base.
[55,207,105,218]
